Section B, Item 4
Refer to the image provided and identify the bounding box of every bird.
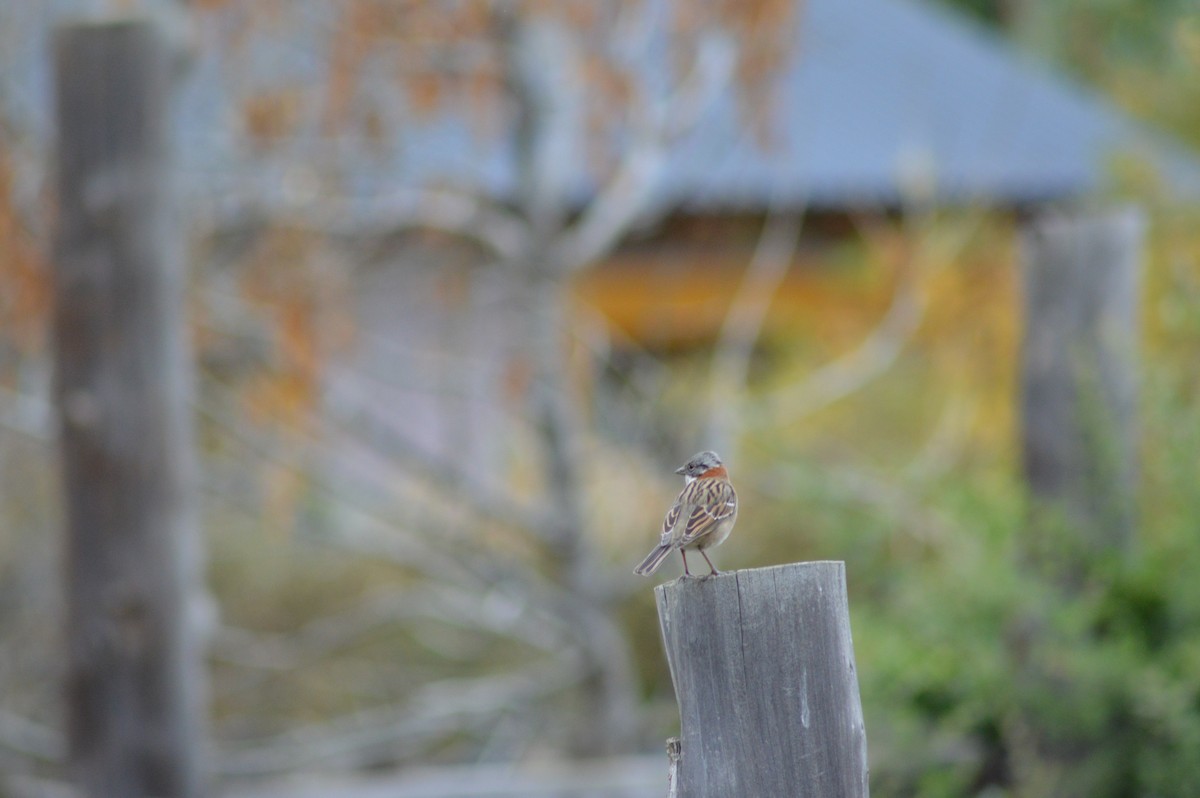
[634,450,738,578]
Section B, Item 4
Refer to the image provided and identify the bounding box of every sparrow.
[634,450,738,578]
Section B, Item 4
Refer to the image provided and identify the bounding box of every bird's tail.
[634,544,673,576]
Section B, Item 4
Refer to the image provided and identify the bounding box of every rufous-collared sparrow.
[634,450,738,578]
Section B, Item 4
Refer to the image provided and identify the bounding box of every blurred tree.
[0,0,801,768]
[53,21,207,797]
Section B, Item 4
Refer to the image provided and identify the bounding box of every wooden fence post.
[52,19,206,798]
[654,562,869,797]
[1019,206,1144,558]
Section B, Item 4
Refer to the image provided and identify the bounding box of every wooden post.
[1019,206,1144,556]
[654,562,869,797]
[52,19,206,798]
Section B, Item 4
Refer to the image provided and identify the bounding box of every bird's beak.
[674,465,687,475]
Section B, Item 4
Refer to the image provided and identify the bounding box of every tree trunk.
[500,7,638,755]
[53,19,207,798]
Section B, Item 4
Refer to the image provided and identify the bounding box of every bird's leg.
[680,550,692,577]
[700,550,720,576]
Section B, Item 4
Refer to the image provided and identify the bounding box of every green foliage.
[737,402,1200,795]
[725,232,1200,796]
[937,0,1200,149]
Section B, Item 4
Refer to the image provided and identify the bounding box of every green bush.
[737,354,1200,797]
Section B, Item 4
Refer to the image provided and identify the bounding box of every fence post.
[52,19,206,798]
[1019,206,1144,560]
[654,562,869,797]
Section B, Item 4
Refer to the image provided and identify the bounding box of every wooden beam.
[654,563,869,796]
[52,19,206,798]
[1019,206,1144,558]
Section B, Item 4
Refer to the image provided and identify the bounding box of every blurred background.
[3,0,1200,796]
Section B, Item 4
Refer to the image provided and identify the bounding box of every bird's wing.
[658,498,683,546]
[679,480,737,546]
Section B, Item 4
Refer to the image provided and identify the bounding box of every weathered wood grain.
[53,19,206,798]
[655,562,869,797]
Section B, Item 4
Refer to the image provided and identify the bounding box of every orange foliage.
[242,89,305,148]
[196,0,800,151]
[408,73,444,117]
[238,228,353,430]
[323,1,373,134]
[0,149,50,365]
[464,69,505,136]
[322,0,499,133]
[673,0,798,141]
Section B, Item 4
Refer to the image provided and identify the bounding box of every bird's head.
[674,450,724,481]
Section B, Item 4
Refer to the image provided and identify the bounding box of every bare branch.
[212,189,529,262]
[0,709,62,763]
[196,367,552,546]
[755,264,924,422]
[212,584,570,674]
[707,208,804,455]
[753,210,984,423]
[554,32,736,271]
[499,9,581,233]
[902,390,976,482]
[323,369,555,541]
[553,132,664,272]
[302,191,527,261]
[217,661,581,777]
[220,755,667,798]
[195,376,589,621]
[661,33,738,142]
[0,385,53,442]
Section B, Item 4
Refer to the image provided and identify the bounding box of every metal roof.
[16,0,1197,211]
[655,0,1200,208]
[355,0,1200,210]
